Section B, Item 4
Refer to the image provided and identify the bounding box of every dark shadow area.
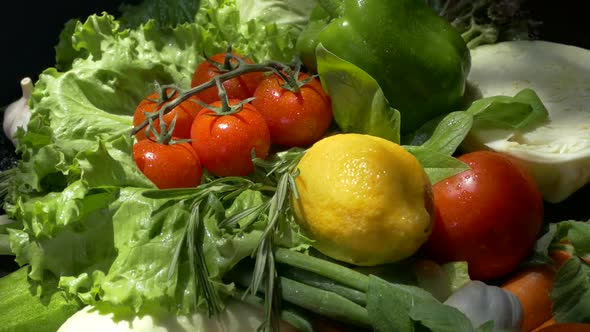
[0,1,141,107]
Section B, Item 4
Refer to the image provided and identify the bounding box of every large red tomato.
[133,89,201,141]
[190,100,270,177]
[133,139,202,189]
[424,151,544,281]
[190,52,264,104]
[251,72,332,147]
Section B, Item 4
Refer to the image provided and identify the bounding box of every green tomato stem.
[131,58,296,137]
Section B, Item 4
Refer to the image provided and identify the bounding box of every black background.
[1,1,136,106]
[1,1,589,106]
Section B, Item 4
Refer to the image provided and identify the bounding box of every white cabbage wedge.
[464,40,590,203]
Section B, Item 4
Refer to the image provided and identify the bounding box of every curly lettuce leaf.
[118,0,202,29]
[237,0,317,27]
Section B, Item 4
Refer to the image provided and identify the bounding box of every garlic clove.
[3,77,33,146]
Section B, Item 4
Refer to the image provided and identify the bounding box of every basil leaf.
[409,302,476,332]
[367,275,439,332]
[404,146,469,184]
[466,88,549,130]
[316,44,401,144]
[552,256,590,323]
[417,112,474,156]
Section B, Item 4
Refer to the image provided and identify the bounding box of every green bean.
[235,292,317,332]
[278,264,367,306]
[280,277,371,327]
[274,248,370,292]
[227,267,371,328]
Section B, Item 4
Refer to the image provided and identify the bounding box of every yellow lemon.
[292,133,434,266]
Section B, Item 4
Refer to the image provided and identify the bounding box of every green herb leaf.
[409,111,474,155]
[404,146,469,184]
[316,44,401,144]
[366,275,439,332]
[528,220,590,266]
[409,302,476,332]
[466,88,549,131]
[552,256,590,323]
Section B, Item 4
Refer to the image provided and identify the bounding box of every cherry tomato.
[133,139,203,189]
[190,53,264,104]
[424,151,544,281]
[133,89,201,141]
[190,100,270,177]
[251,72,332,147]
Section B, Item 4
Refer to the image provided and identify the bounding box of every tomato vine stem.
[130,56,301,137]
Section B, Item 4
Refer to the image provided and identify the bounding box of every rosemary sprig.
[187,196,223,316]
[234,149,304,332]
[158,144,305,326]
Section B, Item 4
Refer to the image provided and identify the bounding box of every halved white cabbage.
[57,300,296,332]
[464,40,590,203]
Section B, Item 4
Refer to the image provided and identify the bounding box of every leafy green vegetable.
[236,0,318,27]
[315,44,401,144]
[465,88,549,131]
[118,0,202,28]
[409,302,481,332]
[528,220,590,265]
[407,112,474,155]
[442,261,471,294]
[525,220,590,323]
[366,275,439,332]
[403,146,469,185]
[0,267,81,332]
[4,0,318,318]
[552,256,590,323]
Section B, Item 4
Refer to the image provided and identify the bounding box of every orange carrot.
[532,323,590,332]
[532,317,556,332]
[502,248,589,332]
[502,265,557,332]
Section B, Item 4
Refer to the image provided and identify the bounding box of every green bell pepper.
[296,0,471,134]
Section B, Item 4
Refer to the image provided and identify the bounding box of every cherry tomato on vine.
[190,52,264,103]
[133,139,203,189]
[251,72,332,147]
[424,150,544,281]
[190,99,270,177]
[133,89,201,141]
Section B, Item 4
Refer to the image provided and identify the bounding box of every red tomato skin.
[133,90,201,141]
[251,73,332,147]
[190,100,270,177]
[133,139,202,189]
[424,151,544,281]
[190,53,264,104]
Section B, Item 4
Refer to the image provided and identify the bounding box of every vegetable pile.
[1,0,589,331]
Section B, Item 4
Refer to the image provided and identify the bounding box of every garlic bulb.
[444,280,523,331]
[3,77,33,146]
